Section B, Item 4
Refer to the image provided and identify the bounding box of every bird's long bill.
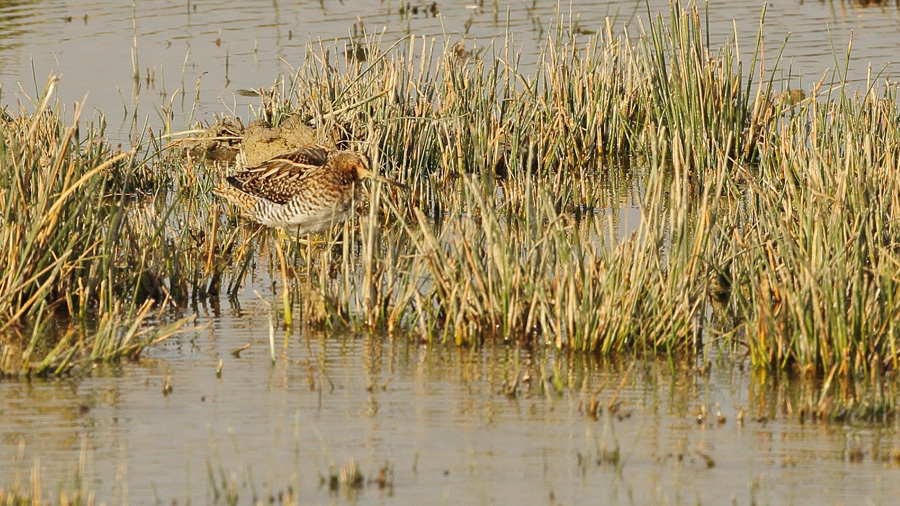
[375,175,409,190]
[360,167,409,191]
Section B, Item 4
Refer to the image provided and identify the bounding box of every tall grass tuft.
[0,78,196,375]
[211,2,900,378]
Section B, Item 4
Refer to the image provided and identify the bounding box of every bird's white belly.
[257,198,353,235]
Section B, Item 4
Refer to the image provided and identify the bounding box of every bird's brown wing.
[277,145,329,167]
[226,146,330,205]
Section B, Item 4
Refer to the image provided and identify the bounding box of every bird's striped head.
[329,151,371,183]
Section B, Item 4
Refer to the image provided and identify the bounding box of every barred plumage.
[214,145,405,235]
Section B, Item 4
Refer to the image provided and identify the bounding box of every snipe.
[215,145,406,234]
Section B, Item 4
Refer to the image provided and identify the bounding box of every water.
[0,1,898,142]
[2,1,900,504]
[2,301,899,504]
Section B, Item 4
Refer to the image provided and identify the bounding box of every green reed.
[734,83,900,374]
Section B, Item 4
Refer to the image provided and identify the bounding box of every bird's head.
[338,151,408,190]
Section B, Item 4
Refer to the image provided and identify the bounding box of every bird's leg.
[304,233,313,279]
[275,236,293,330]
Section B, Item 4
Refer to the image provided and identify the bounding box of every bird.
[214,145,406,235]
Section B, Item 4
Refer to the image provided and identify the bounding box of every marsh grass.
[231,3,900,386]
[230,6,733,356]
[0,79,199,376]
[178,2,900,385]
[735,85,900,375]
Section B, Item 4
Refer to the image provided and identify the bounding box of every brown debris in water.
[179,113,335,166]
[240,114,335,166]
[180,115,244,162]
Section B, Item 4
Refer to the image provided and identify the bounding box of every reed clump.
[228,8,730,352]
[211,3,900,380]
[0,79,199,376]
[736,85,900,375]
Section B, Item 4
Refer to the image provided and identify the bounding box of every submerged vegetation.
[1,2,899,395]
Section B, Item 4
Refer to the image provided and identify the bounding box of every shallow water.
[2,291,900,504]
[0,0,898,141]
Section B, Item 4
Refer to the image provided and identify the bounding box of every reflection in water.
[0,0,42,64]
[1,305,898,504]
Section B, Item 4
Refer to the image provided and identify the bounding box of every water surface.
[2,291,899,504]
[0,0,898,141]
